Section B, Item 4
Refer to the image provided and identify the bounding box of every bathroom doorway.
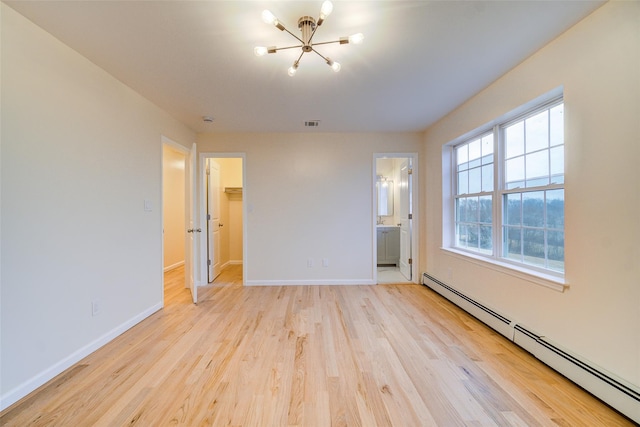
[374,154,417,284]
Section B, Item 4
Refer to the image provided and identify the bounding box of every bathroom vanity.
[377,225,400,266]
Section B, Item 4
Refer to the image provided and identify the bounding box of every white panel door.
[185,143,197,304]
[399,159,412,280]
[207,160,222,282]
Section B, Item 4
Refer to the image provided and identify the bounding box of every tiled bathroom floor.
[377,266,412,284]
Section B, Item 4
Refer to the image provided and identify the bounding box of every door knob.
[218,223,224,228]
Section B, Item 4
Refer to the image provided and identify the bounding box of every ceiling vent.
[305,120,321,127]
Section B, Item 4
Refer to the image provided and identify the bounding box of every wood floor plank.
[1,265,635,426]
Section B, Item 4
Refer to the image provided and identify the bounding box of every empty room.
[1,1,638,425]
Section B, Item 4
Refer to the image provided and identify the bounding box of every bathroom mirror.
[377,180,394,216]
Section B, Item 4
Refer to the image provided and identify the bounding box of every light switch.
[144,200,153,212]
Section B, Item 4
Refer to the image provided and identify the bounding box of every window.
[452,98,564,277]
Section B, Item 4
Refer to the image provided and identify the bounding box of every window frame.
[447,95,565,288]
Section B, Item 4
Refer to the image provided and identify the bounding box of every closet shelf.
[224,187,243,194]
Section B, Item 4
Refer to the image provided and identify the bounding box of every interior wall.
[1,4,196,408]
[162,145,186,270]
[197,133,422,285]
[422,1,639,387]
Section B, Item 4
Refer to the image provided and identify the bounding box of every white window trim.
[444,88,566,290]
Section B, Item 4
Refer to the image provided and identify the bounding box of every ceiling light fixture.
[254,1,363,76]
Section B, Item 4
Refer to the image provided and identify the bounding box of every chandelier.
[254,1,364,76]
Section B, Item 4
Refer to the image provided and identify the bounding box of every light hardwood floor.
[1,265,634,426]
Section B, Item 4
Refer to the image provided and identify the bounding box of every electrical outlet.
[307,258,313,268]
[322,258,329,267]
[92,300,101,316]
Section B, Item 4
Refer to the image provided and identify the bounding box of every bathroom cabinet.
[377,226,400,266]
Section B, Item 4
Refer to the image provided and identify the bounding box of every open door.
[185,142,198,304]
[207,159,222,282]
[399,159,413,281]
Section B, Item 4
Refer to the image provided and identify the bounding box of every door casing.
[199,152,247,287]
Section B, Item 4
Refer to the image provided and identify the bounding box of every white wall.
[422,1,639,387]
[0,4,195,408]
[198,133,422,285]
[162,145,186,270]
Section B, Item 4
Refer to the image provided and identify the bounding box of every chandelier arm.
[307,23,320,45]
[282,27,305,45]
[271,44,304,52]
[310,48,330,62]
[310,40,342,47]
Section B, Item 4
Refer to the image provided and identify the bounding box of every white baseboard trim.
[245,279,376,286]
[0,302,163,412]
[163,260,184,272]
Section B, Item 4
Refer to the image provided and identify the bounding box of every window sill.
[441,247,568,293]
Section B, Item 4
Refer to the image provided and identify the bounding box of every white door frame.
[373,153,419,284]
[161,136,196,304]
[198,152,247,286]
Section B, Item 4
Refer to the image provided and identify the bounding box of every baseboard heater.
[422,272,640,424]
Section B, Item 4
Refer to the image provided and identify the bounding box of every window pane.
[504,226,522,261]
[550,104,564,147]
[523,191,544,227]
[523,229,545,267]
[505,122,524,159]
[525,111,549,153]
[479,196,492,223]
[505,193,521,225]
[480,225,492,253]
[469,139,481,162]
[467,197,479,222]
[506,156,524,188]
[547,230,565,272]
[546,189,564,228]
[456,223,466,247]
[456,144,468,166]
[468,224,479,248]
[481,164,493,192]
[525,150,549,186]
[481,134,494,164]
[469,167,481,194]
[550,145,564,181]
[456,198,467,223]
[458,170,468,195]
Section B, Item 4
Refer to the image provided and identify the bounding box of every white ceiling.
[6,1,604,133]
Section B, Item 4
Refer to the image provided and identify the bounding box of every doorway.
[374,154,417,284]
[161,138,197,304]
[202,154,246,285]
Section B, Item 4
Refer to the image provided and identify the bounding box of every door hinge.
[408,258,413,265]
[408,168,413,175]
[208,259,212,266]
[408,213,413,220]
[207,214,211,221]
